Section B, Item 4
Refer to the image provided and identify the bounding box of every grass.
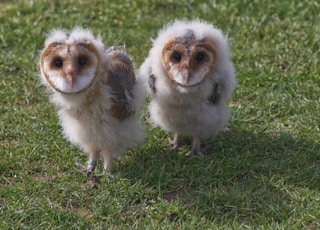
[0,0,319,229]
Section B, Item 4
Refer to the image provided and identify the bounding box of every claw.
[94,155,114,181]
[186,138,216,157]
[167,133,181,150]
[74,159,97,177]
[74,151,114,178]
[194,150,205,157]
[86,160,97,177]
[94,170,114,180]
[186,137,205,157]
[202,143,215,152]
[75,162,87,171]
[86,169,94,178]
[186,149,205,157]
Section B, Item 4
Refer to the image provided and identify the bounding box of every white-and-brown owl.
[139,19,236,156]
[39,27,145,177]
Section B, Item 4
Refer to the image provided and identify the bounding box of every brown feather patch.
[106,50,136,121]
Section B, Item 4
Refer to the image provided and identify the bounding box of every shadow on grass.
[120,127,320,224]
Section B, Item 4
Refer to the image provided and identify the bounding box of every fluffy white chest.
[150,91,230,138]
[157,92,208,122]
[55,92,120,151]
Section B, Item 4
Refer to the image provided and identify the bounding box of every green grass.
[0,0,319,229]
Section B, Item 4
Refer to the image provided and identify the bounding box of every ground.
[0,0,319,229]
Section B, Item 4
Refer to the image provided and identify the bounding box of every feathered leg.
[187,137,205,157]
[92,150,113,178]
[75,145,99,177]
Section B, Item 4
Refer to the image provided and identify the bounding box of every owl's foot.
[74,160,97,178]
[86,160,97,177]
[94,170,114,181]
[75,162,86,171]
[93,154,114,180]
[186,148,205,157]
[186,138,216,157]
[167,133,181,150]
[186,137,205,157]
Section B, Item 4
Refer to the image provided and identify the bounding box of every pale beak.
[183,70,191,85]
[66,75,75,89]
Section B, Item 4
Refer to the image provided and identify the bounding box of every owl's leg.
[102,151,113,174]
[86,154,99,177]
[167,133,181,150]
[75,145,99,177]
[94,150,113,177]
[186,137,205,157]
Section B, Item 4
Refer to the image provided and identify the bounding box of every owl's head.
[40,28,104,94]
[152,20,231,88]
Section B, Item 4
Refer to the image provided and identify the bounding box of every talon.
[202,143,215,152]
[94,172,115,184]
[86,170,94,178]
[86,159,97,177]
[94,168,107,178]
[75,162,86,171]
[186,137,206,157]
[168,137,178,150]
[75,159,98,177]
[195,151,205,157]
[168,133,180,150]
[185,149,205,157]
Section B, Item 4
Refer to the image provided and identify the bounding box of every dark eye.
[196,52,205,62]
[54,58,63,67]
[78,57,87,66]
[171,53,182,62]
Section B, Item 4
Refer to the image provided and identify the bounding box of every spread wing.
[106,50,136,121]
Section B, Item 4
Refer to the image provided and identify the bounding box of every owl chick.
[139,20,236,156]
[39,27,145,177]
